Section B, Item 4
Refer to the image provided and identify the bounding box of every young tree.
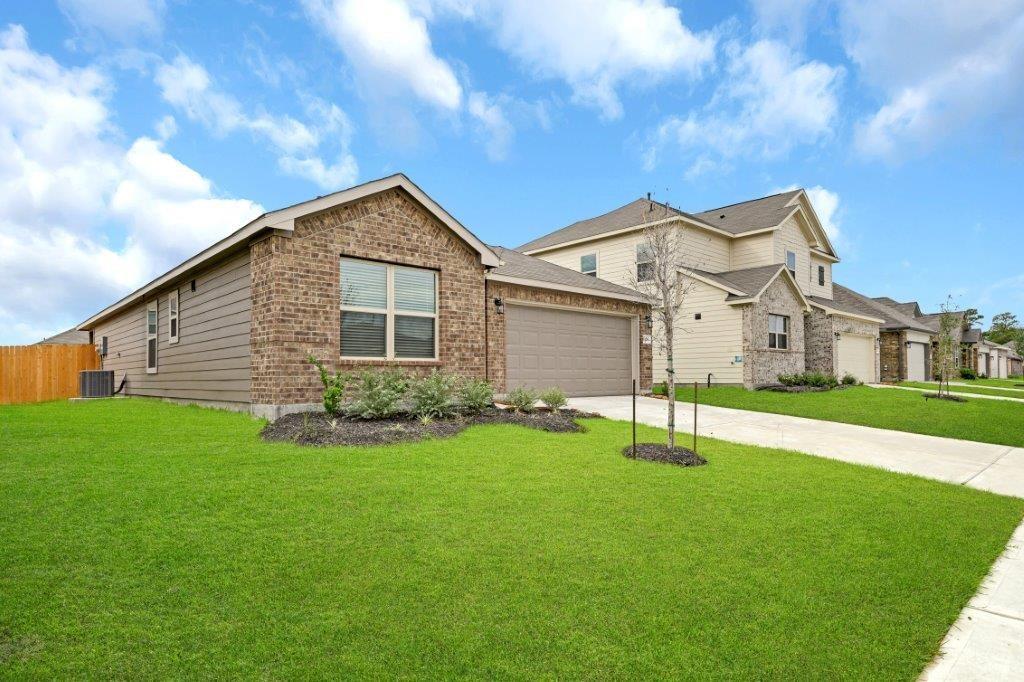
[628,200,695,450]
[933,297,960,398]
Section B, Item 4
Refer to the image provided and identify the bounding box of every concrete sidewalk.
[569,395,1024,497]
[568,394,1024,681]
[872,383,1024,403]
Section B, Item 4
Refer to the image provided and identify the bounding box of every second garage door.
[506,304,634,396]
[838,333,876,384]
[907,342,927,382]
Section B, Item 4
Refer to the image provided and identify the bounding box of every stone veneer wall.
[250,189,487,413]
[484,280,652,393]
[741,276,806,388]
[879,330,906,382]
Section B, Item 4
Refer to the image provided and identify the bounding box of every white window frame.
[636,243,654,283]
[580,253,598,277]
[146,300,158,373]
[340,258,439,361]
[168,289,179,345]
[786,250,797,277]
[768,314,789,350]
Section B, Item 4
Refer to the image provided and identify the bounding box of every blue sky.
[1,0,1022,344]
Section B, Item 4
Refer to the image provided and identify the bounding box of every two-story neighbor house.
[518,190,884,388]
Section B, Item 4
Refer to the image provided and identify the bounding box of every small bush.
[308,355,351,415]
[347,369,408,420]
[409,370,457,419]
[841,373,859,386]
[457,378,494,414]
[506,387,538,413]
[539,387,568,411]
[959,367,978,380]
[778,371,839,389]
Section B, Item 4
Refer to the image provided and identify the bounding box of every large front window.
[768,314,789,350]
[340,258,437,359]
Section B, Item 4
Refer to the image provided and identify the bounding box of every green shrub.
[506,387,538,413]
[841,373,859,386]
[308,355,351,415]
[457,379,494,414]
[409,370,457,419]
[778,371,839,389]
[539,387,567,411]
[960,367,978,380]
[346,369,408,420]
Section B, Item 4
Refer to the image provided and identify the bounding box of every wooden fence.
[0,344,101,405]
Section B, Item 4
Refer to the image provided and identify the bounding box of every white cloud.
[303,0,462,111]
[155,54,358,188]
[643,39,842,174]
[846,0,1024,158]
[0,25,263,344]
[750,0,821,40]
[457,0,715,120]
[802,185,841,242]
[467,91,513,161]
[58,0,165,41]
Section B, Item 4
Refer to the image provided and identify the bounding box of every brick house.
[518,189,884,388]
[79,175,652,419]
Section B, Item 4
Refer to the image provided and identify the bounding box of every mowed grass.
[968,376,1024,389]
[900,381,1024,399]
[666,385,1024,447]
[1,400,1022,679]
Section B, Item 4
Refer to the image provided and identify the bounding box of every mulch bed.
[923,393,968,402]
[623,444,707,467]
[261,408,599,447]
[760,384,854,393]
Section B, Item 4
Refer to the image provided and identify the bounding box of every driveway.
[569,395,1024,498]
[569,394,1024,682]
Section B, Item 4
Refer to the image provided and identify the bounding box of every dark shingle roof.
[517,198,720,253]
[825,285,924,329]
[693,190,803,234]
[690,264,787,299]
[870,297,922,318]
[38,328,91,344]
[489,247,643,300]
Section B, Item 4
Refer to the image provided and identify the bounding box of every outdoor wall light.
[643,314,653,326]
[834,331,841,340]
[493,297,505,315]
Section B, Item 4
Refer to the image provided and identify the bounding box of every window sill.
[337,358,442,367]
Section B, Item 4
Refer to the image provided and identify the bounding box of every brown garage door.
[506,304,633,396]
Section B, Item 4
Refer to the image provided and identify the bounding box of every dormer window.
[786,250,796,277]
[580,253,597,277]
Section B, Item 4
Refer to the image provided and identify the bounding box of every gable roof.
[79,174,500,330]
[38,328,91,345]
[687,263,810,310]
[487,247,646,302]
[517,198,722,254]
[826,285,927,330]
[693,190,803,234]
[915,310,967,334]
[871,296,923,318]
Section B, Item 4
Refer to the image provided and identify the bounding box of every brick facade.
[741,276,806,387]
[804,307,880,380]
[249,188,652,416]
[485,281,652,393]
[879,330,905,382]
[250,189,488,412]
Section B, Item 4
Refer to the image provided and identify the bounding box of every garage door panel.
[506,304,633,396]
[907,342,926,382]
[838,333,875,383]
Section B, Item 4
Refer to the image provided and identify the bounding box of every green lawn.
[957,377,1024,390]
[900,381,1024,399]
[664,385,1024,447]
[2,399,1022,679]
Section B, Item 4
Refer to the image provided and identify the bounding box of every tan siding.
[652,278,744,385]
[730,233,774,269]
[774,216,814,295]
[93,251,251,405]
[809,255,833,299]
[537,224,730,287]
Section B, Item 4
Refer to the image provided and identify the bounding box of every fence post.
[632,379,637,458]
[693,381,698,455]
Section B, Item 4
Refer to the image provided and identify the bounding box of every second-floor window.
[768,314,789,350]
[786,250,796,277]
[340,258,438,360]
[580,253,597,277]
[818,265,825,286]
[636,243,654,283]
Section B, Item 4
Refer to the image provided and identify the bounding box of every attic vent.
[719,214,725,219]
